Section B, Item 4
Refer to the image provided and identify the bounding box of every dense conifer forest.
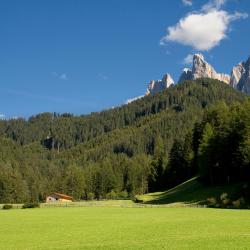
[0,79,249,203]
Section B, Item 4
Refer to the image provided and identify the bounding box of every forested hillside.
[0,79,249,203]
[0,79,244,151]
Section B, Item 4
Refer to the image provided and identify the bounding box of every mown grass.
[138,177,242,205]
[1,206,250,249]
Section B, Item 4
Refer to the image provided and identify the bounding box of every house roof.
[49,192,73,200]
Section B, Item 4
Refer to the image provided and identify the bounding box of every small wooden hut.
[46,192,73,202]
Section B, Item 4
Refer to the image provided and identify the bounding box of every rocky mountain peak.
[232,56,250,94]
[162,74,175,88]
[230,62,245,88]
[145,73,174,96]
[178,54,230,84]
[193,53,205,62]
[178,68,192,84]
[183,68,192,74]
[139,54,250,101]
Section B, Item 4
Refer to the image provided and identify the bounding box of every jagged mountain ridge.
[145,74,174,96]
[178,54,230,84]
[144,53,250,96]
[231,57,250,94]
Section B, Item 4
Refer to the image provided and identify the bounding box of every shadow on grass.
[143,177,240,205]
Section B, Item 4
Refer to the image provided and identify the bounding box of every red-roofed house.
[46,192,73,202]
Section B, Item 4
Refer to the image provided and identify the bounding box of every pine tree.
[198,123,215,185]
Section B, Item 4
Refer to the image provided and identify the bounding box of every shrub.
[232,199,241,209]
[22,202,40,209]
[220,193,228,201]
[221,198,231,207]
[106,190,117,200]
[218,193,232,208]
[238,197,246,208]
[133,196,143,203]
[2,204,13,210]
[206,197,217,207]
[86,192,94,200]
[118,190,128,199]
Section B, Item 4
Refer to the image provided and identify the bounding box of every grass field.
[1,206,250,250]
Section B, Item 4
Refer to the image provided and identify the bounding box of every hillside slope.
[61,79,247,160]
[0,78,247,151]
[138,177,244,206]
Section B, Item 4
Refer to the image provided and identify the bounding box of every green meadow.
[1,206,250,250]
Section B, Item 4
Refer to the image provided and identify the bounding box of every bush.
[220,193,228,201]
[133,196,143,203]
[232,197,246,209]
[206,197,217,207]
[221,198,231,207]
[85,192,94,200]
[118,190,128,199]
[232,199,241,209]
[2,204,13,210]
[22,202,40,209]
[105,190,129,200]
[106,190,117,200]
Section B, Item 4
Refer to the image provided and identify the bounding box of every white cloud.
[161,0,248,51]
[202,0,226,12]
[183,54,193,64]
[125,95,144,104]
[230,11,248,21]
[182,0,192,7]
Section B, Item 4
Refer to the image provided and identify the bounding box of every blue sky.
[0,0,249,118]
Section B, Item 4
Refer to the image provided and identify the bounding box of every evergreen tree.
[148,135,166,191]
[64,165,86,200]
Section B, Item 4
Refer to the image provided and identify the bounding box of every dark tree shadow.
[143,177,239,205]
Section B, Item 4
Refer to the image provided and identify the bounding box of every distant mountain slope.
[0,78,247,152]
[61,79,247,161]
